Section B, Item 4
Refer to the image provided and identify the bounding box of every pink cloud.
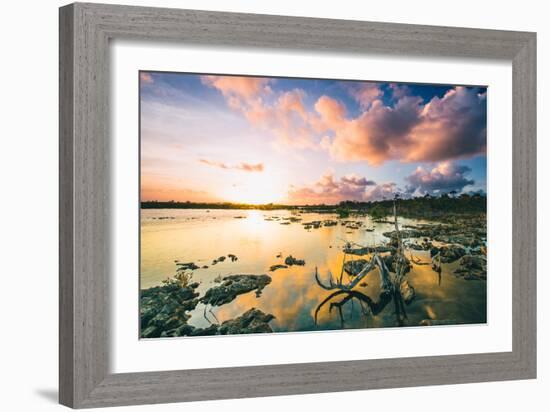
[288,172,376,204]
[404,87,487,162]
[322,87,486,165]
[405,161,474,195]
[202,75,486,165]
[388,83,410,99]
[314,96,347,131]
[363,182,398,202]
[349,83,383,109]
[200,75,272,100]
[199,158,264,172]
[140,72,154,84]
[325,95,424,165]
[202,76,318,149]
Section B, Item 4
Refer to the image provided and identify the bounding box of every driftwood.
[314,195,416,327]
[409,251,430,266]
[314,253,392,294]
[432,252,442,273]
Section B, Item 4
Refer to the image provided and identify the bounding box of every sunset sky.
[140,71,487,205]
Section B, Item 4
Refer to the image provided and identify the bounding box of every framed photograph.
[59,2,536,408]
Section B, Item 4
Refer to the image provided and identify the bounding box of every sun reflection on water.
[141,208,487,332]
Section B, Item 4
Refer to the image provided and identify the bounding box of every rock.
[302,221,321,229]
[382,254,411,274]
[218,308,275,335]
[383,229,426,239]
[173,324,196,337]
[188,324,219,336]
[176,262,199,270]
[420,239,433,250]
[284,255,305,266]
[419,319,457,326]
[140,281,200,339]
[173,310,275,336]
[454,254,487,280]
[200,274,272,306]
[343,259,368,276]
[343,245,395,256]
[269,264,288,272]
[141,325,161,338]
[212,255,227,265]
[431,245,466,263]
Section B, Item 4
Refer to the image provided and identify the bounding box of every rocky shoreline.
[140,271,275,338]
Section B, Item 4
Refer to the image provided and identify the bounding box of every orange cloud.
[200,75,272,100]
[199,158,264,172]
[323,96,423,165]
[205,77,317,149]
[140,72,154,84]
[314,96,347,131]
[202,75,486,165]
[404,87,487,162]
[140,175,216,202]
[288,171,376,204]
[321,87,486,166]
[348,82,383,109]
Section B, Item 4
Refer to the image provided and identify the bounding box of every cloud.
[322,95,424,165]
[405,161,474,195]
[388,83,410,99]
[348,83,383,109]
[202,75,486,165]
[245,89,315,148]
[200,75,272,99]
[322,86,486,165]
[363,182,399,202]
[405,87,487,162]
[202,75,318,149]
[314,96,347,130]
[140,72,154,84]
[288,172,376,204]
[199,158,264,172]
[340,175,376,187]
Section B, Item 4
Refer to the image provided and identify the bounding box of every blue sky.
[140,71,487,204]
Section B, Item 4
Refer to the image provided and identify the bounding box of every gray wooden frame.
[59,2,536,408]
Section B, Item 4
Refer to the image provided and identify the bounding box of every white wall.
[0,1,546,411]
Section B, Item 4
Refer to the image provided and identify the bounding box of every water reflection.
[141,208,487,333]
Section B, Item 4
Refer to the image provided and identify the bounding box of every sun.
[222,175,286,205]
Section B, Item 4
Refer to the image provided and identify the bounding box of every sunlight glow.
[221,175,286,205]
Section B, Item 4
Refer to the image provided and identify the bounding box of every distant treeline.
[141,193,486,218]
[345,193,486,219]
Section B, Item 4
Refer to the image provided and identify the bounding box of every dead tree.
[314,194,415,326]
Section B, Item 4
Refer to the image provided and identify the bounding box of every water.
[141,209,487,333]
